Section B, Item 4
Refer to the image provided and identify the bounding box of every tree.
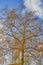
[0,7,42,65]
[3,9,42,65]
[0,23,7,65]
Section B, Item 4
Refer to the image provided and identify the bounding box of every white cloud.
[23,0,43,18]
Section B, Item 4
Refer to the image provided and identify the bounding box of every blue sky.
[0,0,43,19]
[0,0,23,9]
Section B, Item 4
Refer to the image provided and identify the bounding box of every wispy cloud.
[23,0,43,18]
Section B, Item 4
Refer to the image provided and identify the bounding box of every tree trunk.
[22,50,24,65]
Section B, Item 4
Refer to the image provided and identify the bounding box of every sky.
[24,0,43,19]
[0,0,23,9]
[0,0,43,19]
